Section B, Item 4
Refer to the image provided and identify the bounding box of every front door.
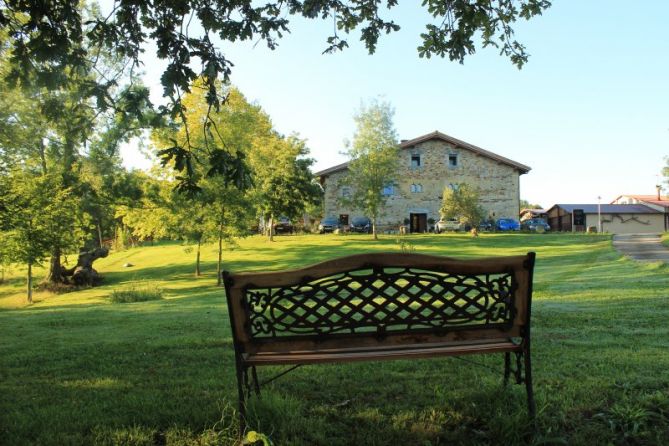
[410,213,427,233]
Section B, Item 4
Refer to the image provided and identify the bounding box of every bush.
[110,282,163,303]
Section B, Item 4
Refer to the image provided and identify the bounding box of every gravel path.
[612,234,669,262]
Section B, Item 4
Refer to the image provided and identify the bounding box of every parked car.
[478,219,494,232]
[350,217,371,233]
[318,217,340,233]
[496,218,520,231]
[521,218,550,232]
[273,216,294,234]
[435,218,463,233]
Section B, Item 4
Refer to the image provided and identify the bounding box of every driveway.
[612,234,669,262]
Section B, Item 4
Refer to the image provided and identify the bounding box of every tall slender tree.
[342,99,400,240]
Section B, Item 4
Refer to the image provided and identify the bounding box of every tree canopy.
[0,0,551,191]
[440,183,485,228]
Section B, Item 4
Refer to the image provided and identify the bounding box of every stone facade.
[317,132,529,231]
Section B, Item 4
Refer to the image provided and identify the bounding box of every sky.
[119,1,669,209]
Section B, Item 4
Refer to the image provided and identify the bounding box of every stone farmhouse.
[315,131,531,232]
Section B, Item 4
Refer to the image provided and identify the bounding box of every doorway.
[410,213,427,233]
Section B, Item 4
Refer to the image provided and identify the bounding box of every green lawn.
[1,233,669,445]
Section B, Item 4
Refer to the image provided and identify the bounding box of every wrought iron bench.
[223,252,536,431]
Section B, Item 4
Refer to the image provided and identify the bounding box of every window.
[382,184,394,196]
[341,186,351,197]
[410,183,423,193]
[410,154,421,168]
[448,153,458,168]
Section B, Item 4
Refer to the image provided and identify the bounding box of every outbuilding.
[611,194,669,231]
[546,204,664,234]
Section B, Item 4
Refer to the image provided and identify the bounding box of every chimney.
[656,184,662,201]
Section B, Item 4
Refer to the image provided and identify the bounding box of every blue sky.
[120,1,669,208]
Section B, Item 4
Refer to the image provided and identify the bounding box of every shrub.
[110,282,163,303]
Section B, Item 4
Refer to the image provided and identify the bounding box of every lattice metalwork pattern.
[243,267,516,338]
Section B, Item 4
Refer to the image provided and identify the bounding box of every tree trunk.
[45,246,66,284]
[97,221,104,249]
[27,262,33,304]
[38,140,48,176]
[268,215,275,242]
[61,247,109,286]
[217,223,223,286]
[195,239,201,277]
[372,217,378,240]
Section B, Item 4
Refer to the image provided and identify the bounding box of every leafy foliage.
[0,172,87,300]
[0,0,551,190]
[440,183,485,227]
[249,135,322,240]
[520,199,543,209]
[341,99,399,239]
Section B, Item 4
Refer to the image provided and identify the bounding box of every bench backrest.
[223,252,535,355]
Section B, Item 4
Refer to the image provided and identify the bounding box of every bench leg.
[235,363,248,436]
[251,366,261,396]
[505,350,536,419]
[523,346,537,419]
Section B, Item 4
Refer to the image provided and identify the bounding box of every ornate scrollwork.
[244,267,516,338]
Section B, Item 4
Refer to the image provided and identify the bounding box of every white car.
[435,218,464,233]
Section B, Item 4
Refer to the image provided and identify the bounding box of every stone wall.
[322,139,522,229]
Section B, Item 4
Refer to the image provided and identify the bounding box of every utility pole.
[597,196,602,233]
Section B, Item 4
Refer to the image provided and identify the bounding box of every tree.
[0,15,156,286]
[0,1,551,192]
[342,99,399,240]
[0,172,85,302]
[662,157,669,190]
[250,134,323,241]
[520,199,543,209]
[151,81,260,277]
[440,183,485,228]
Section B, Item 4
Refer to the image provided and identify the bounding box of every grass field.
[1,233,669,445]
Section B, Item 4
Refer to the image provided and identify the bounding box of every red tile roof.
[612,195,669,209]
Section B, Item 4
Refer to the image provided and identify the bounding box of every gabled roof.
[548,204,660,214]
[314,130,531,177]
[612,194,669,209]
[401,131,531,174]
[314,161,350,177]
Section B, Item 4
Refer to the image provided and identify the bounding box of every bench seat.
[244,339,521,365]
